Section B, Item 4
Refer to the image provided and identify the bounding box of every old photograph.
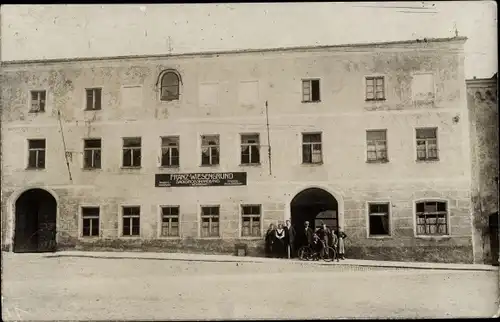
[1,2,499,320]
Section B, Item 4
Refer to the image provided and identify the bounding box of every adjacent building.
[1,36,477,263]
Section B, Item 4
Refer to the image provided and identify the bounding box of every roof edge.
[0,36,467,66]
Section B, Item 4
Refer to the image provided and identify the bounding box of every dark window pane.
[28,150,37,168]
[95,89,102,110]
[29,140,46,149]
[132,149,141,167]
[311,80,320,101]
[94,150,101,168]
[124,138,141,147]
[85,139,101,148]
[91,219,99,236]
[132,218,140,235]
[123,150,132,167]
[123,219,131,235]
[38,151,46,168]
[84,150,93,168]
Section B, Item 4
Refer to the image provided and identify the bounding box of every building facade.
[467,73,499,265]
[1,36,476,263]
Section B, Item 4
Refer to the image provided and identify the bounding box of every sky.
[0,2,497,79]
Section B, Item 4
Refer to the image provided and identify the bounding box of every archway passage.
[290,188,338,255]
[14,189,57,253]
[489,212,499,266]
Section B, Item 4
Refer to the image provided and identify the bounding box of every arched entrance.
[290,187,339,241]
[13,188,57,253]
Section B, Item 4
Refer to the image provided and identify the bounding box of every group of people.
[264,219,347,260]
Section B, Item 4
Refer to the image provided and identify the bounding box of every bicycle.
[298,241,337,262]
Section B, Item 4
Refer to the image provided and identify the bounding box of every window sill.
[118,235,142,239]
[301,162,323,166]
[28,110,46,114]
[239,236,263,240]
[239,163,261,167]
[25,167,46,171]
[416,159,440,163]
[301,100,322,104]
[84,109,102,112]
[199,236,222,240]
[200,164,220,168]
[120,166,142,170]
[160,98,180,103]
[367,235,393,239]
[366,159,389,164]
[157,236,182,240]
[82,167,102,171]
[79,236,102,240]
[365,99,386,102]
[159,165,180,169]
[416,235,451,240]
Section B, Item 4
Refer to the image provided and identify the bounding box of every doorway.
[489,212,499,266]
[13,188,57,253]
[290,188,338,252]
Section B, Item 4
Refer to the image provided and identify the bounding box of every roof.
[0,36,467,66]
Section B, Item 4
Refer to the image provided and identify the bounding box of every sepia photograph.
[1,2,498,320]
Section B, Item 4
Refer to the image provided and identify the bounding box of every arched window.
[160,71,180,101]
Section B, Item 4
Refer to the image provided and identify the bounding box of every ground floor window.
[416,201,448,235]
[241,205,261,237]
[368,203,390,236]
[161,206,180,237]
[122,206,140,236]
[201,206,220,237]
[82,207,100,237]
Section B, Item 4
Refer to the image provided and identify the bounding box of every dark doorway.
[489,212,499,266]
[14,189,57,253]
[290,188,338,252]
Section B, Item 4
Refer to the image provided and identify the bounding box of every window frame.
[85,88,102,111]
[121,137,142,169]
[29,90,47,113]
[415,127,439,162]
[160,136,180,168]
[120,205,141,238]
[26,138,47,170]
[159,70,181,102]
[366,129,389,163]
[240,204,263,238]
[83,138,102,170]
[365,76,386,101]
[200,134,220,167]
[80,206,101,238]
[366,202,392,238]
[414,200,450,238]
[240,133,261,166]
[301,78,321,103]
[199,205,221,238]
[159,205,181,238]
[301,132,323,165]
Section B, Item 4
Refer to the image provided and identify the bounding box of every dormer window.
[160,71,180,101]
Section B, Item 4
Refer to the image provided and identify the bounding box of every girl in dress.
[274,223,286,258]
[337,230,347,260]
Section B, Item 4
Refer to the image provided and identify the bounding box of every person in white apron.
[338,230,347,260]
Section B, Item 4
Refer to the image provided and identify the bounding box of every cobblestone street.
[2,253,498,320]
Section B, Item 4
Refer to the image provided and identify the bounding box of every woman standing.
[337,230,347,260]
[274,223,286,258]
[330,230,339,262]
[265,224,276,258]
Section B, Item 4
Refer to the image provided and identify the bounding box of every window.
[27,139,46,169]
[368,203,390,236]
[83,139,101,169]
[30,90,46,113]
[201,206,220,237]
[366,76,385,101]
[366,130,388,162]
[302,133,322,164]
[302,79,320,102]
[85,88,102,110]
[81,207,100,237]
[122,137,141,168]
[122,206,140,237]
[160,71,180,101]
[201,135,220,166]
[416,201,448,236]
[241,134,260,165]
[241,205,261,237]
[161,136,180,167]
[416,128,438,161]
[161,206,180,237]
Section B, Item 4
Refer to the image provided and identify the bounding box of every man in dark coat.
[284,219,296,258]
[317,222,331,247]
[303,221,314,247]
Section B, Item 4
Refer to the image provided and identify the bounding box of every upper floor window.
[366,130,388,163]
[83,139,102,169]
[122,137,141,168]
[201,135,220,166]
[241,134,260,165]
[302,79,320,102]
[416,128,438,161]
[160,71,180,101]
[85,88,102,111]
[366,76,385,101]
[27,139,46,169]
[161,136,180,167]
[302,133,322,164]
[30,90,46,113]
[415,201,448,236]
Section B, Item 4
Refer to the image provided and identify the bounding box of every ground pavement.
[2,251,499,320]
